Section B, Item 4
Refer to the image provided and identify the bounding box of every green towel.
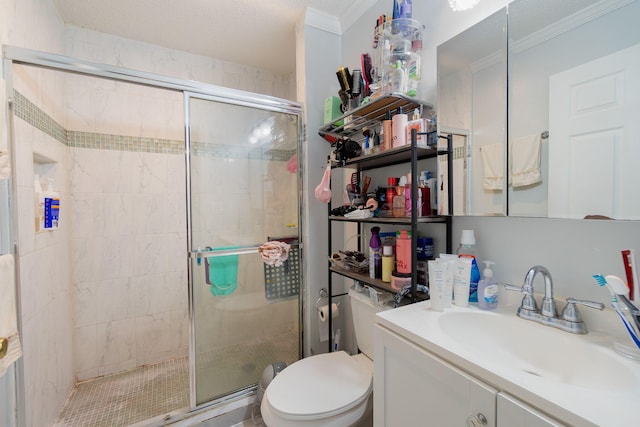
[205,246,239,296]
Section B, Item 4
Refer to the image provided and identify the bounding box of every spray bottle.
[369,227,382,279]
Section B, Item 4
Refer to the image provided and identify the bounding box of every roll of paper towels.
[318,303,339,322]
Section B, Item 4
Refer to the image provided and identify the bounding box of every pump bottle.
[478,261,498,310]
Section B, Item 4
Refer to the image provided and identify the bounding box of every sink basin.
[438,310,636,391]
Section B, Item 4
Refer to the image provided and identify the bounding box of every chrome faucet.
[526,265,557,318]
[505,265,604,334]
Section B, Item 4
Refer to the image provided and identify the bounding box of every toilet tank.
[348,287,394,359]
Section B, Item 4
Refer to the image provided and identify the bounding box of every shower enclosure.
[2,46,303,426]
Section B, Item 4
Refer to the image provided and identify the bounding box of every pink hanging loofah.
[314,163,332,203]
[286,154,297,173]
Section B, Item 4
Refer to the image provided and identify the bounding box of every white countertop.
[376,301,640,427]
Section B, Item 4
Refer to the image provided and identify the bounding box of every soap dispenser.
[478,261,498,310]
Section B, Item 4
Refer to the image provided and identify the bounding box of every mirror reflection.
[437,8,507,216]
[509,0,640,220]
[438,0,640,220]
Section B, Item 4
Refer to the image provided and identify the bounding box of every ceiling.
[52,0,374,75]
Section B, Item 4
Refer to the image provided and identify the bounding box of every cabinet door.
[374,324,497,426]
[497,393,566,427]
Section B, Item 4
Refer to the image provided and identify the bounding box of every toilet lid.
[265,351,372,420]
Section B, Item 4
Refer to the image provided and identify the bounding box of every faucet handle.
[561,297,605,323]
[504,283,538,313]
[504,283,525,293]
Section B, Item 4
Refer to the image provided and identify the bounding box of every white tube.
[429,260,446,311]
[453,257,472,307]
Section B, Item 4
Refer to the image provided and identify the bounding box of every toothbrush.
[593,274,640,349]
[604,274,640,332]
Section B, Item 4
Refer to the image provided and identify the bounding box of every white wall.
[1,0,72,425]
[298,16,344,356]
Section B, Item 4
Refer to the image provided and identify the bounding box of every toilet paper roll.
[318,303,339,322]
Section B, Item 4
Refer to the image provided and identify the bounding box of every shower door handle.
[190,242,300,259]
[190,245,261,259]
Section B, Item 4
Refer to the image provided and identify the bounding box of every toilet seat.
[265,351,372,421]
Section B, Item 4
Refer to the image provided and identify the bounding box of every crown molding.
[510,0,633,54]
[339,0,379,33]
[305,7,342,35]
[305,0,377,35]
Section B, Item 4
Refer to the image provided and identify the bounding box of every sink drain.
[522,369,542,377]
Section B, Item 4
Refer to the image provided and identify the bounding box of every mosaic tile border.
[13,91,67,145]
[13,90,296,161]
[67,131,183,154]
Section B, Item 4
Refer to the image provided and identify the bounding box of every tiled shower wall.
[61,29,296,380]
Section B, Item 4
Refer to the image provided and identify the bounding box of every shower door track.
[3,44,304,416]
[3,46,302,114]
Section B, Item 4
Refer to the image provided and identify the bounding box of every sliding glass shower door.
[185,93,302,408]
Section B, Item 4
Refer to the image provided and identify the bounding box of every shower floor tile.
[54,357,189,427]
[54,331,299,427]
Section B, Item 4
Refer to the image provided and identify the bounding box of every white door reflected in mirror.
[548,43,640,220]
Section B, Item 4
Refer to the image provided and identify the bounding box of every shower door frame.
[3,45,304,419]
[184,91,304,409]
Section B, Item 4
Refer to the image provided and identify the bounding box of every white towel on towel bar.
[480,142,505,190]
[0,149,10,180]
[0,254,22,378]
[511,134,542,187]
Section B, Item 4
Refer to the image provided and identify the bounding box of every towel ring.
[315,288,340,313]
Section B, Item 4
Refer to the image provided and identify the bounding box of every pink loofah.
[286,154,297,173]
[314,163,332,203]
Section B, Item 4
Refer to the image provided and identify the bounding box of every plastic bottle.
[424,171,437,215]
[393,176,406,217]
[382,111,393,151]
[478,261,499,310]
[392,189,406,217]
[369,227,382,279]
[403,171,413,217]
[44,178,60,230]
[34,174,45,232]
[386,177,397,212]
[391,61,407,95]
[457,229,481,303]
[396,230,411,274]
[381,245,394,283]
[392,106,408,147]
[419,172,431,216]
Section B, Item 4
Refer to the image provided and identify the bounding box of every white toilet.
[260,286,392,427]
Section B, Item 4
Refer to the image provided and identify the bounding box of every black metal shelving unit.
[320,94,453,353]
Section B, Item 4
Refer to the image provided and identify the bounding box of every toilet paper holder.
[315,288,340,313]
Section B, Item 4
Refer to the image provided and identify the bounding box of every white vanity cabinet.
[374,323,497,426]
[497,394,565,427]
[374,324,565,427]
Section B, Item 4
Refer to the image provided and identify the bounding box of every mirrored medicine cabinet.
[437,0,640,221]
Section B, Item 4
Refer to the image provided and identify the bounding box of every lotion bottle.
[381,245,394,283]
[44,178,60,230]
[34,174,45,232]
[392,106,408,147]
[478,261,498,310]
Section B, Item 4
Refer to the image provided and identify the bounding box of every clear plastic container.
[372,18,425,98]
